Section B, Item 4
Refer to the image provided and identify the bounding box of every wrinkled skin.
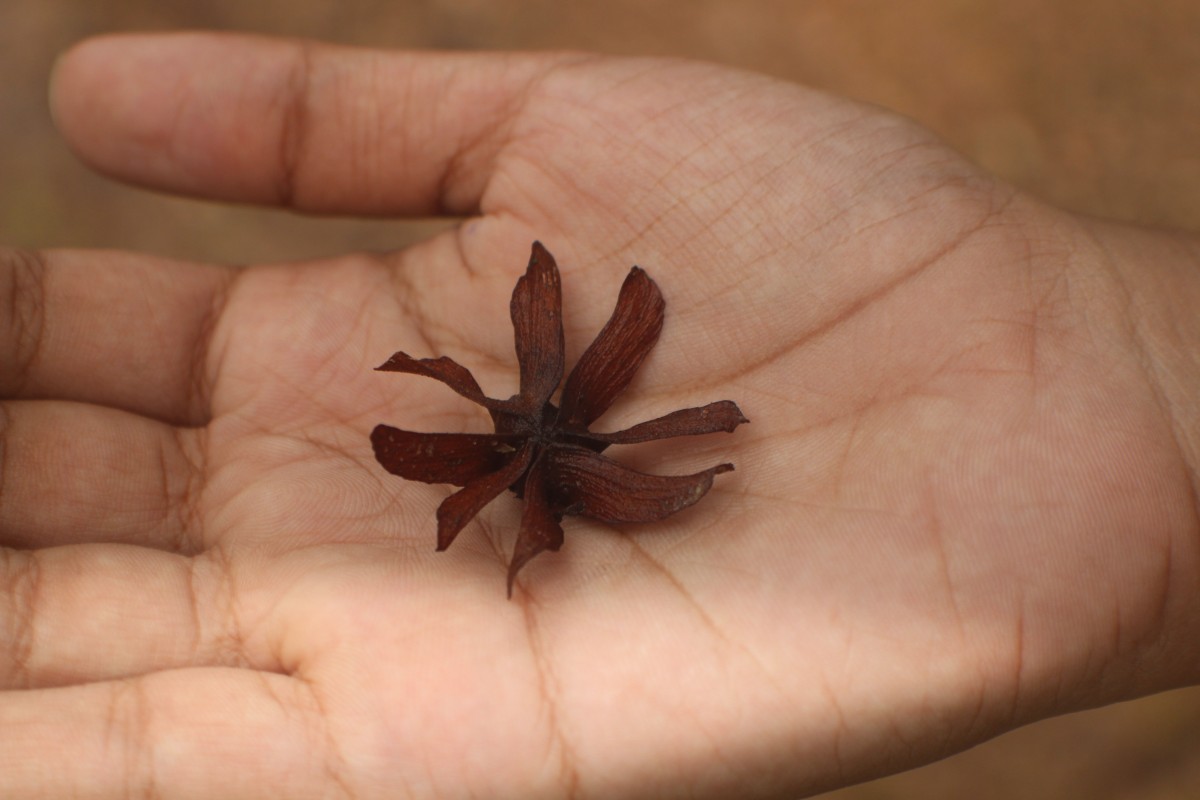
[1,33,1199,799]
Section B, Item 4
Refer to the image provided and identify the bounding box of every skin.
[1,32,1198,799]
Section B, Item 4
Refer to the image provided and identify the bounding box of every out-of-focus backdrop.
[3,1,1199,797]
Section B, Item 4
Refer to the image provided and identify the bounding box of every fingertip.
[51,35,175,193]
[49,35,119,152]
[50,34,175,153]
[49,32,301,205]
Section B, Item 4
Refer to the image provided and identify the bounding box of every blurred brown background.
[3,1,1199,797]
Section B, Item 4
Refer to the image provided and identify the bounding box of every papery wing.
[375,352,505,411]
[545,445,732,524]
[509,241,565,410]
[506,455,565,597]
[587,400,748,445]
[371,425,523,487]
[435,442,534,551]
[559,266,664,427]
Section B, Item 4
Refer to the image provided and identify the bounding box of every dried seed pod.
[372,242,748,595]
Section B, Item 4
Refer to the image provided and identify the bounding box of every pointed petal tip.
[505,548,538,598]
[374,351,410,371]
[528,240,554,268]
[730,402,750,426]
[435,503,468,551]
[505,550,535,599]
[719,403,749,431]
[715,400,749,428]
[626,265,660,289]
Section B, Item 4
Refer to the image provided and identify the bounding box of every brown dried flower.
[371,242,747,595]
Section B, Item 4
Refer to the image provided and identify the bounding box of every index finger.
[50,33,570,216]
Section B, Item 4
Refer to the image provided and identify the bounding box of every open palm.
[3,33,1197,799]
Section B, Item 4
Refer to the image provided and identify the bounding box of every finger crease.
[277,41,315,209]
[1,249,48,396]
[202,542,252,669]
[0,403,8,535]
[167,426,209,554]
[299,676,358,799]
[385,263,441,358]
[109,677,161,800]
[188,267,239,426]
[2,549,40,689]
[183,552,205,664]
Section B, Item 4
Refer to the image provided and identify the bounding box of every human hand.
[3,32,1198,798]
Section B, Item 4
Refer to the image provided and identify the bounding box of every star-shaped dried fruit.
[371,242,748,595]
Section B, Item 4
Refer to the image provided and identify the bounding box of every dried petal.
[506,455,564,597]
[376,352,497,410]
[509,241,565,410]
[545,445,733,524]
[371,425,523,486]
[436,443,534,550]
[588,401,748,445]
[560,266,664,427]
